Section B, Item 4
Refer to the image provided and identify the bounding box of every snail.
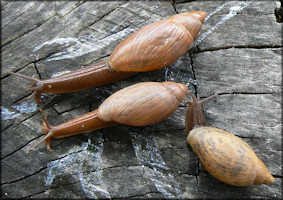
[185,92,274,186]
[31,81,188,152]
[10,11,206,104]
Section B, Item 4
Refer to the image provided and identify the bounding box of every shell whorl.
[168,11,207,40]
[161,81,188,102]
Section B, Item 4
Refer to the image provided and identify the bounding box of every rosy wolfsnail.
[31,81,187,152]
[10,11,206,104]
[185,92,274,186]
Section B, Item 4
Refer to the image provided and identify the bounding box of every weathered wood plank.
[1,1,282,199]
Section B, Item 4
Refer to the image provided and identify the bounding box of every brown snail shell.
[98,81,187,126]
[187,126,275,186]
[109,11,206,72]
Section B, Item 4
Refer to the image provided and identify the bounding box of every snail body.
[10,11,206,104]
[185,93,274,186]
[32,81,187,151]
[10,63,135,104]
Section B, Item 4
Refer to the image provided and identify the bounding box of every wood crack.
[2,15,56,47]
[124,192,160,199]
[171,0,178,14]
[1,123,14,133]
[122,6,151,22]
[2,8,27,29]
[1,112,42,160]
[188,53,198,96]
[26,180,81,198]
[198,44,282,52]
[1,135,39,160]
[78,4,122,34]
[218,92,280,95]
[4,46,72,77]
[1,166,48,185]
[54,1,85,18]
[52,103,87,115]
[99,164,144,173]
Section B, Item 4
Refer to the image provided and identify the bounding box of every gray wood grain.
[1,1,282,199]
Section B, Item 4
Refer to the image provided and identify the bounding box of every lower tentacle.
[29,131,54,152]
[29,110,55,152]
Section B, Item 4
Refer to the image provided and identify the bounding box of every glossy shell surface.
[109,11,206,72]
[98,81,187,126]
[187,126,274,186]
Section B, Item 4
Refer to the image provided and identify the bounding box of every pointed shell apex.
[161,81,188,102]
[254,158,275,185]
[189,11,207,24]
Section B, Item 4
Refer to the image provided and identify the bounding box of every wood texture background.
[1,1,282,199]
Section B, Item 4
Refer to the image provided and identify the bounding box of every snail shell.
[187,126,275,186]
[109,11,206,72]
[98,81,187,126]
